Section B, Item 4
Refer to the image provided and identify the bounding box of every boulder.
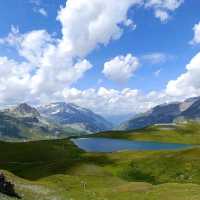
[0,173,20,198]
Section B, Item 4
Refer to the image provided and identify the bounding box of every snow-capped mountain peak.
[38,102,113,133]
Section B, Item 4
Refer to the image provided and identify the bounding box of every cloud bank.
[0,0,189,115]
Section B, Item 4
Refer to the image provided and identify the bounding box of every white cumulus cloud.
[166,52,200,97]
[155,9,169,22]
[0,0,144,105]
[57,0,142,57]
[103,54,139,83]
[145,0,184,22]
[0,57,32,104]
[63,87,180,116]
[0,0,185,113]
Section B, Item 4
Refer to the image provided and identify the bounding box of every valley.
[1,99,200,199]
[1,122,200,199]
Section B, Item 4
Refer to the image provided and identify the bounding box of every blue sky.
[86,0,200,91]
[0,0,200,115]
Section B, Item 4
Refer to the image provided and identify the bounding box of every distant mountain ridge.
[0,103,85,141]
[105,113,135,126]
[119,96,200,130]
[2,96,200,140]
[0,102,113,141]
[38,102,113,133]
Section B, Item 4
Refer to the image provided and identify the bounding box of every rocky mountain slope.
[181,97,200,118]
[119,96,200,130]
[0,103,83,141]
[38,102,113,133]
[0,102,113,141]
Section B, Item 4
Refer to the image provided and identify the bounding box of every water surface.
[71,138,192,153]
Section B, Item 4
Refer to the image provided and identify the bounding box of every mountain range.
[0,102,112,141]
[38,102,112,133]
[0,103,83,141]
[1,96,200,141]
[119,96,200,130]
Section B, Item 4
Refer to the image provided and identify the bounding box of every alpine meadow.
[0,0,200,200]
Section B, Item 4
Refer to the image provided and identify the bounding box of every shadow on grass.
[119,165,157,184]
[0,139,117,181]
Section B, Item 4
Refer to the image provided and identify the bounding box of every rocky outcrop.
[0,173,20,198]
[13,103,40,117]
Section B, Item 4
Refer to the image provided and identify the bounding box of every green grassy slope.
[94,122,200,144]
[2,169,200,200]
[1,137,200,199]
[0,139,84,179]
